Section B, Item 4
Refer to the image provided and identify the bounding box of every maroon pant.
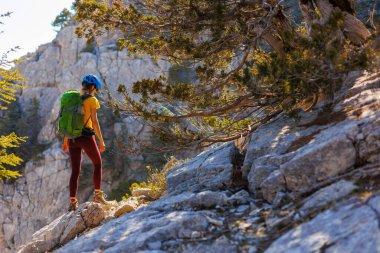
[68,135,102,198]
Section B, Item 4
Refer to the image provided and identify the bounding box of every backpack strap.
[83,115,92,128]
[81,93,94,128]
[81,93,94,100]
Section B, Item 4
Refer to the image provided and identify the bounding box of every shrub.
[122,156,187,200]
[52,8,73,31]
[75,0,379,151]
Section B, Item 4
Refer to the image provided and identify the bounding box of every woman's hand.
[62,142,68,153]
[99,142,106,153]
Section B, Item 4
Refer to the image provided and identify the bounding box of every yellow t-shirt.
[82,94,100,129]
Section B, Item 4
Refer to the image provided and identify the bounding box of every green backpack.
[57,90,92,139]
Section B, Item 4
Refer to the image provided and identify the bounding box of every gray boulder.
[55,210,211,253]
[166,143,238,194]
[260,170,287,203]
[265,196,380,253]
[18,202,108,253]
[245,72,380,202]
[248,153,295,194]
[182,235,238,253]
[242,111,319,177]
[298,180,358,217]
[147,191,230,211]
[280,120,358,193]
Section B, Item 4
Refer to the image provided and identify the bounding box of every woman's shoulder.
[88,96,99,102]
[83,95,98,102]
[84,96,100,108]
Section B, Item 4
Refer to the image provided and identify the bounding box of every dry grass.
[123,156,187,200]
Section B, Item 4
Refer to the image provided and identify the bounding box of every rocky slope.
[0,24,173,252]
[1,1,379,252]
[17,71,380,252]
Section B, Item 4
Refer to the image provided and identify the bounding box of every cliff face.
[17,71,380,253]
[1,1,379,252]
[0,143,68,251]
[0,24,171,252]
[17,25,170,144]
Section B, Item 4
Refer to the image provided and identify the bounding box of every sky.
[1,0,74,61]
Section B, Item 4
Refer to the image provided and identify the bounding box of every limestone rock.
[299,180,358,217]
[265,196,380,253]
[248,72,380,202]
[247,153,295,194]
[182,235,238,253]
[114,203,135,218]
[17,202,109,253]
[132,187,159,200]
[55,210,210,252]
[367,194,380,214]
[0,142,70,251]
[248,165,278,194]
[7,22,380,253]
[260,170,286,203]
[242,111,320,177]
[227,190,252,205]
[1,21,171,251]
[79,202,107,227]
[59,213,86,245]
[280,120,358,193]
[114,198,139,218]
[18,213,74,253]
[166,143,238,194]
[147,191,229,211]
[357,117,380,163]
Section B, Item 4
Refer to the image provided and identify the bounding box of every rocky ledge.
[17,71,380,253]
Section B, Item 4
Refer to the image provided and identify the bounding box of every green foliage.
[0,98,21,132]
[121,156,186,201]
[107,178,137,201]
[245,12,379,111]
[0,133,26,181]
[0,68,24,110]
[0,12,26,182]
[19,97,41,140]
[0,97,47,167]
[168,64,195,85]
[52,8,73,31]
[75,0,380,150]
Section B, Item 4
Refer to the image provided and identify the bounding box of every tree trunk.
[262,32,285,55]
[342,13,371,45]
[297,0,371,45]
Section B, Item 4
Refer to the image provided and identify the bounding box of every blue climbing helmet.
[82,74,102,90]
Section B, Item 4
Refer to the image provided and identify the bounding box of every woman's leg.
[68,144,83,198]
[82,136,102,190]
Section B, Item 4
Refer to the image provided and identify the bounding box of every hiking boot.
[93,191,108,204]
[68,200,79,211]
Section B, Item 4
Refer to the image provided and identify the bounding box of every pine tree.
[0,98,21,134]
[52,8,73,31]
[0,13,26,182]
[0,133,26,181]
[75,0,379,151]
[18,97,40,142]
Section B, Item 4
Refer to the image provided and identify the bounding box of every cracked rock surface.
[245,71,380,203]
[3,11,380,252]
[18,202,108,253]
[265,195,380,253]
[15,71,380,253]
[0,24,171,252]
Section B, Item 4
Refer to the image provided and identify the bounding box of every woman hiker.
[62,74,107,211]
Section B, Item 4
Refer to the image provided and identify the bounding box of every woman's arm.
[91,108,105,152]
[62,137,68,152]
